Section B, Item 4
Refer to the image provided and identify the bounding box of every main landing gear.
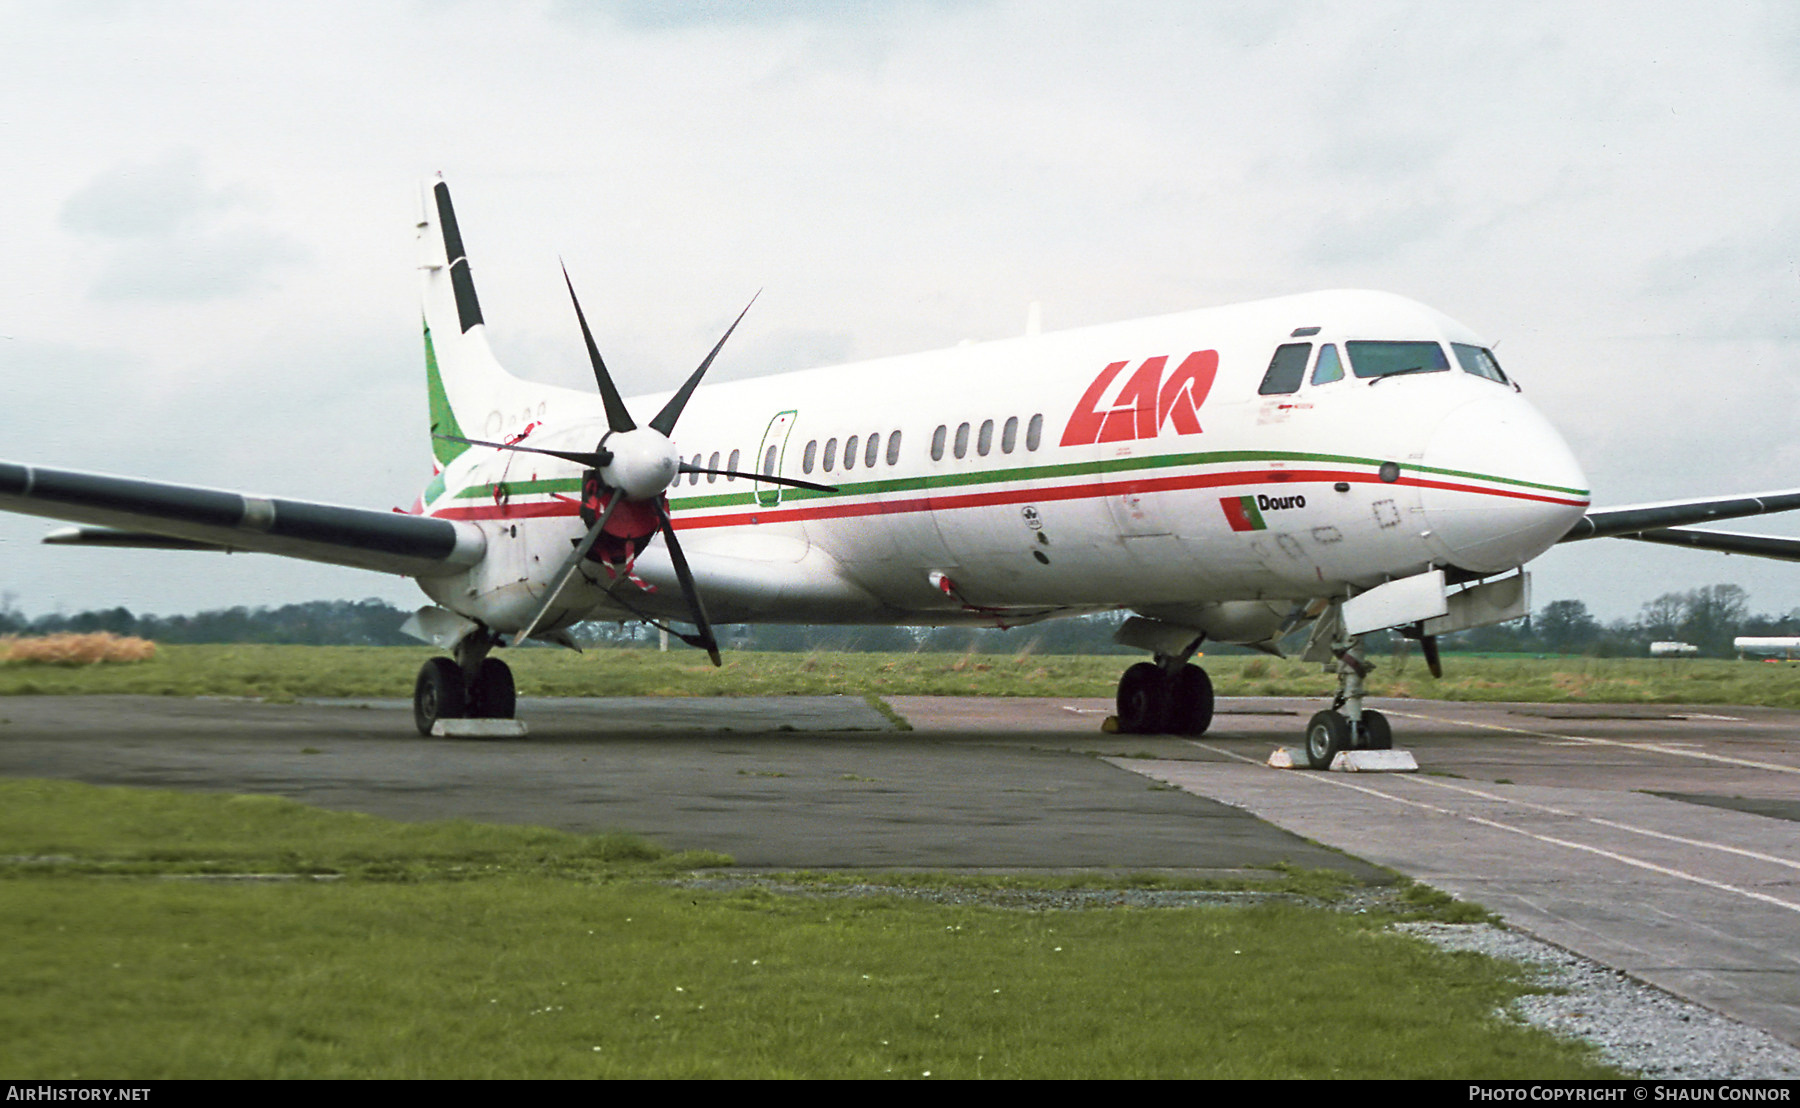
[413,626,516,736]
[1113,655,1215,735]
[1301,631,1391,769]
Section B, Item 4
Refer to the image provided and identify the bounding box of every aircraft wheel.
[1361,708,1392,751]
[414,657,467,736]
[1116,662,1172,734]
[1304,710,1349,770]
[470,657,516,719]
[1170,664,1215,736]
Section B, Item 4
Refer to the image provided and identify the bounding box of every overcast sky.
[5,0,1800,625]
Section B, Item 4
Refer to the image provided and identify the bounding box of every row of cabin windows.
[681,411,1049,487]
[684,448,744,485]
[1258,340,1510,396]
[930,414,1044,461]
[800,430,903,475]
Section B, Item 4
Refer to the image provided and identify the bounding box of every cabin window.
[1346,340,1450,380]
[1311,344,1343,385]
[1452,343,1509,384]
[708,451,721,483]
[690,454,702,485]
[728,449,741,480]
[1000,416,1018,454]
[887,430,903,466]
[954,422,971,459]
[977,419,994,457]
[823,437,838,472]
[1258,343,1312,395]
[864,433,880,469]
[1026,413,1043,451]
[844,435,859,471]
[802,440,817,474]
[931,425,947,461]
[762,445,777,476]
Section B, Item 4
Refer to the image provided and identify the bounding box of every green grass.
[4,643,1800,707]
[0,780,1615,1079]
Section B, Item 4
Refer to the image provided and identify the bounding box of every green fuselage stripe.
[440,446,1588,512]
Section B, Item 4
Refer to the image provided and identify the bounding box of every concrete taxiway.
[1,692,1795,1047]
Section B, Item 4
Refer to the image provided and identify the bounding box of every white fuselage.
[414,289,1590,640]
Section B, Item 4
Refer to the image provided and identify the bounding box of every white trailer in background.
[1650,641,1700,657]
[1733,637,1800,659]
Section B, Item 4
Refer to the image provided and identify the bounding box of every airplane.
[7,175,1800,769]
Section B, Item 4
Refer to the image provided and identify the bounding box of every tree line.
[1446,584,1795,658]
[1,584,1791,657]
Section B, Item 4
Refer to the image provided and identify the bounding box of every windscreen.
[1345,340,1450,380]
[1452,343,1509,384]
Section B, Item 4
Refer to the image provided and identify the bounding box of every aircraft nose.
[1417,395,1590,573]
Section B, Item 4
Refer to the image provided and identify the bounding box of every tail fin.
[417,176,517,468]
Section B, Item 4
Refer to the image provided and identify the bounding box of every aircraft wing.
[0,460,485,578]
[1611,527,1800,563]
[1559,489,1800,543]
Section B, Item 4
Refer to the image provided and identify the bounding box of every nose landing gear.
[1300,628,1393,768]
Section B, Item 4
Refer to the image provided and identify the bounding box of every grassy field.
[0,779,1619,1079]
[3,641,1800,706]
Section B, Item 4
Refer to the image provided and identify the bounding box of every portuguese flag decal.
[1220,495,1267,532]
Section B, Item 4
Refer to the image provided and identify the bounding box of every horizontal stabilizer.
[1615,527,1800,563]
[44,526,232,552]
[1560,488,1800,542]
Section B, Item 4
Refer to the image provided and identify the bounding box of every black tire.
[1304,710,1349,770]
[1116,662,1172,734]
[1169,664,1215,736]
[1360,708,1392,751]
[414,657,467,736]
[470,657,516,720]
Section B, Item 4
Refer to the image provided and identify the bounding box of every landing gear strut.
[413,626,515,736]
[1300,629,1392,769]
[1113,642,1214,735]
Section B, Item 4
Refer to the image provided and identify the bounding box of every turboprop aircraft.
[7,176,1800,768]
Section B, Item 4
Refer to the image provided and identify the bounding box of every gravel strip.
[1398,922,1800,1080]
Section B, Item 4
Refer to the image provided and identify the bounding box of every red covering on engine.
[580,471,660,565]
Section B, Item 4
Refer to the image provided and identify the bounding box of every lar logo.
[1060,350,1220,447]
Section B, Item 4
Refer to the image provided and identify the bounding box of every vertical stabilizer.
[418,176,519,467]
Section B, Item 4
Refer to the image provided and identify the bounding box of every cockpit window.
[1452,343,1509,384]
[1258,343,1312,395]
[1345,341,1450,380]
[1311,344,1343,385]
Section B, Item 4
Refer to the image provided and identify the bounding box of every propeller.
[459,268,834,663]
[1400,620,1444,678]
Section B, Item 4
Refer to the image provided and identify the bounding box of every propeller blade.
[654,500,721,666]
[648,291,760,437]
[434,433,611,470]
[1420,633,1443,679]
[1400,620,1445,679]
[676,463,837,494]
[561,262,637,434]
[514,494,623,644]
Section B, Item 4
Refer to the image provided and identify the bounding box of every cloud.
[59,151,308,301]
[1301,199,1455,266]
[571,0,986,31]
[60,150,243,239]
